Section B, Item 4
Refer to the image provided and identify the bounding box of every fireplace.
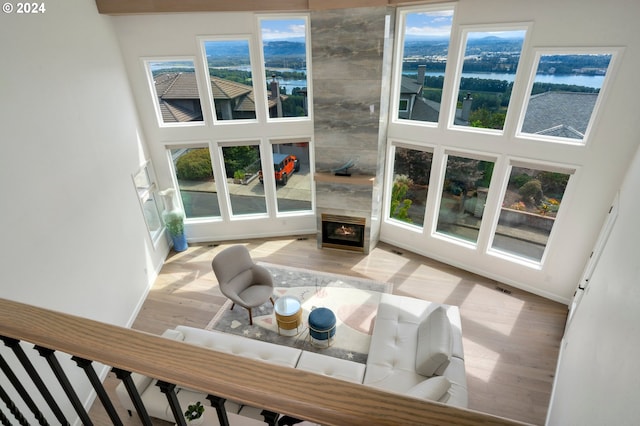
[321,214,366,252]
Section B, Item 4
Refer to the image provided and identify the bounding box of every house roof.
[155,72,200,99]
[154,72,285,117]
[521,91,597,139]
[400,75,422,95]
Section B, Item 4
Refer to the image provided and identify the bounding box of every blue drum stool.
[308,307,336,347]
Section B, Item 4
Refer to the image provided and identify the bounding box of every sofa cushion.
[415,306,452,377]
[175,326,302,368]
[296,351,365,384]
[406,376,451,401]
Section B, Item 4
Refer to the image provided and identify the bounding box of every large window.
[260,17,310,119]
[221,143,267,216]
[395,7,454,124]
[388,144,434,229]
[269,141,312,213]
[435,153,495,244]
[169,146,221,219]
[451,27,527,131]
[518,50,615,144]
[145,59,204,126]
[491,164,572,262]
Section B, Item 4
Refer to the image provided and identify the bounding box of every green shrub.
[511,173,532,188]
[519,179,543,206]
[176,149,212,181]
[390,175,413,223]
[537,171,569,198]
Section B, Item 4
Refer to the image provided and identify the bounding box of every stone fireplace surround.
[311,7,393,254]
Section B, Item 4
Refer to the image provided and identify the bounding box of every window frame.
[216,139,269,219]
[198,35,265,125]
[431,148,499,248]
[165,141,224,222]
[257,14,313,123]
[132,161,164,247]
[384,140,437,231]
[515,46,623,146]
[486,158,577,267]
[447,22,532,135]
[391,3,457,128]
[142,56,207,128]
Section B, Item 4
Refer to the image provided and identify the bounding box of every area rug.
[205,263,392,364]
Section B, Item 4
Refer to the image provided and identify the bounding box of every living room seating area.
[115,292,467,423]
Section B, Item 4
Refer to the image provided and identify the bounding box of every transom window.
[144,59,204,126]
[451,26,527,132]
[518,49,616,144]
[395,7,454,124]
[259,17,310,119]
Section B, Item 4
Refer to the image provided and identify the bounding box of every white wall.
[547,142,640,424]
[0,0,167,422]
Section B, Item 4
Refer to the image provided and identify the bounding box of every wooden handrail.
[95,0,441,15]
[0,298,527,425]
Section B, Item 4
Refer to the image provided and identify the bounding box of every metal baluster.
[0,407,13,426]
[111,368,153,426]
[1,337,70,425]
[71,357,123,426]
[206,395,230,426]
[156,381,186,426]
[34,346,93,426]
[0,384,29,425]
[261,410,280,426]
[0,354,49,425]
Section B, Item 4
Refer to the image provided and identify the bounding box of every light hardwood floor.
[91,236,567,425]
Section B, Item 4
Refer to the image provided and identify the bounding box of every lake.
[277,71,605,92]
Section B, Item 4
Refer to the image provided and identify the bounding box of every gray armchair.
[211,245,274,325]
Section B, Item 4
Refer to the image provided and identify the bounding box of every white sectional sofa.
[364,293,468,407]
[116,294,467,422]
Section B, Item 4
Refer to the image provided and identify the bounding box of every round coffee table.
[274,296,302,335]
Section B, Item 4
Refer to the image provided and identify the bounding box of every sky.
[260,18,306,41]
[405,10,525,40]
[405,10,454,38]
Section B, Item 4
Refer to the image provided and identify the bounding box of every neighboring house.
[154,72,286,122]
[521,91,598,139]
[154,72,203,122]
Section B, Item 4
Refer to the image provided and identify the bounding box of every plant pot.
[171,233,188,252]
[188,417,204,425]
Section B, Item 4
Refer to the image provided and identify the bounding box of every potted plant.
[184,401,205,424]
[159,188,188,252]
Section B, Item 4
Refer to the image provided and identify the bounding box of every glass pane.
[266,142,312,212]
[260,18,309,118]
[133,168,151,191]
[203,40,257,121]
[520,53,612,142]
[146,60,203,124]
[453,30,526,130]
[170,147,221,219]
[398,9,454,123]
[222,145,266,215]
[492,166,570,262]
[436,155,494,243]
[142,193,163,239]
[389,146,434,228]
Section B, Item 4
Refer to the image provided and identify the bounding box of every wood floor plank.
[90,236,566,425]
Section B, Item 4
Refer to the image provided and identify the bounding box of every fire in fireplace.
[321,214,366,252]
